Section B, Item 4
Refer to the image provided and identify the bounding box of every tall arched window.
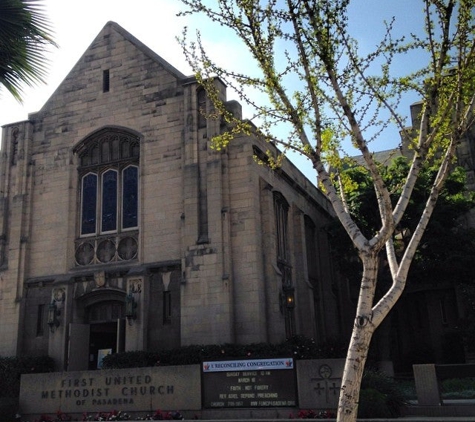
[304,215,318,288]
[274,191,295,338]
[75,129,139,266]
[81,173,98,235]
[273,192,290,273]
[197,88,207,129]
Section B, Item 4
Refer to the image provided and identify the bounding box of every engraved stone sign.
[296,359,344,410]
[20,365,201,417]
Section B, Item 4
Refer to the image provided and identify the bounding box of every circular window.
[118,236,138,261]
[97,239,116,263]
[75,242,94,266]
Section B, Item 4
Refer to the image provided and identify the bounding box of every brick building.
[0,22,350,370]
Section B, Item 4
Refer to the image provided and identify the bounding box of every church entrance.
[89,322,119,369]
[88,301,126,369]
[68,299,126,371]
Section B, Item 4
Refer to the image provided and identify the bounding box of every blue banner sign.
[203,358,294,372]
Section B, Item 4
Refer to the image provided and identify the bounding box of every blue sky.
[0,0,426,183]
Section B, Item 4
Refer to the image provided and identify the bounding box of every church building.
[0,22,350,371]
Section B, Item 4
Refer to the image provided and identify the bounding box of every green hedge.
[358,370,407,419]
[102,335,347,369]
[0,397,19,422]
[0,356,55,399]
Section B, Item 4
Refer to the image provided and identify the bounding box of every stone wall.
[19,359,345,419]
[20,365,201,417]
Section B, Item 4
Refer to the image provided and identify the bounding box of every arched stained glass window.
[102,170,118,232]
[122,166,138,229]
[81,174,98,235]
[77,129,139,237]
[274,192,289,263]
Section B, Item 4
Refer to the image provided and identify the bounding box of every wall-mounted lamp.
[47,301,60,333]
[125,293,137,323]
[282,286,295,309]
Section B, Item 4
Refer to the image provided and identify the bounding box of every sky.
[0,0,426,183]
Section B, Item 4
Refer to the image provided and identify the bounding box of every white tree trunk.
[337,254,378,422]
[337,323,375,421]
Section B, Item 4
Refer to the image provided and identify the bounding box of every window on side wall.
[274,191,290,277]
[273,191,295,338]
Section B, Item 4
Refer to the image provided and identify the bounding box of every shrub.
[102,335,347,369]
[358,370,406,419]
[285,335,348,359]
[0,356,55,398]
[358,388,391,418]
[441,377,475,396]
[0,397,19,422]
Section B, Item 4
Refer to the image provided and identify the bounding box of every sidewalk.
[179,419,475,421]
[135,418,475,421]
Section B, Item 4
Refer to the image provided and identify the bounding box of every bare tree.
[178,1,475,421]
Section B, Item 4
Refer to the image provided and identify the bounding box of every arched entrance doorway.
[88,300,125,369]
[68,291,126,371]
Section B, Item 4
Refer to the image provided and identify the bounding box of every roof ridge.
[105,21,188,80]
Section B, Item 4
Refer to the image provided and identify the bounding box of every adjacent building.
[351,100,475,371]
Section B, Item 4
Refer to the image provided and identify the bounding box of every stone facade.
[0,22,351,370]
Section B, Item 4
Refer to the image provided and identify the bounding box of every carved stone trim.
[75,231,138,266]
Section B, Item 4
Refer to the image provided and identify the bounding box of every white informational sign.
[202,358,294,373]
[97,348,112,369]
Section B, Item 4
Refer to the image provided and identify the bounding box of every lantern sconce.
[47,300,60,333]
[125,293,138,323]
[283,285,296,309]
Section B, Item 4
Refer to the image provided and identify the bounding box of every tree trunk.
[336,254,378,422]
[337,322,375,421]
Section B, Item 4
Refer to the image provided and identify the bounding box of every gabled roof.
[29,21,188,119]
[105,21,187,80]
